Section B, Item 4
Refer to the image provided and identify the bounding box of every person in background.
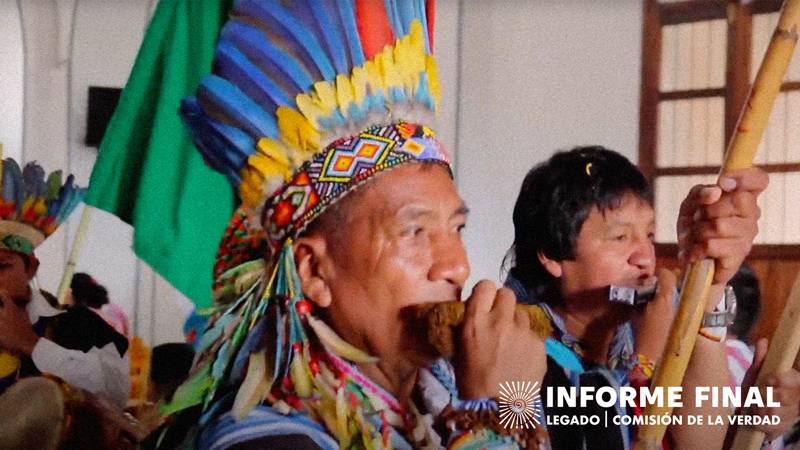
[69,272,130,337]
[504,146,777,449]
[0,158,130,409]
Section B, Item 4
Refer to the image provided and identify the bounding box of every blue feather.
[294,0,348,75]
[415,73,435,110]
[393,0,416,37]
[22,163,46,200]
[234,0,336,82]
[215,41,293,113]
[335,0,365,67]
[180,98,249,186]
[229,316,269,382]
[2,159,23,214]
[54,177,86,224]
[382,0,403,41]
[221,20,315,95]
[198,75,278,140]
[415,0,431,53]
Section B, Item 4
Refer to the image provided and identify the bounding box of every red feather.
[355,0,395,60]
[426,0,435,51]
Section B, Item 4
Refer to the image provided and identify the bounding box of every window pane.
[788,91,800,163]
[658,101,675,167]
[756,92,799,164]
[661,25,678,92]
[661,20,726,91]
[656,98,725,167]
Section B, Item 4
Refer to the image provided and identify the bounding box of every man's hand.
[677,168,768,287]
[0,291,39,356]
[740,339,800,441]
[454,280,547,400]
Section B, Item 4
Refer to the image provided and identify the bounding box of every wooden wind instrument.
[412,302,552,357]
[635,0,800,448]
[731,272,800,449]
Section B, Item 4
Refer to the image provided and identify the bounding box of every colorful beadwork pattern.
[262,122,450,251]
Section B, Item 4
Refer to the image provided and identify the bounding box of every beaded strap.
[620,353,657,378]
[438,399,550,450]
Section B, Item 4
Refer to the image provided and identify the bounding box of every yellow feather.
[33,198,47,215]
[238,181,263,209]
[295,93,325,130]
[232,351,270,421]
[409,21,426,73]
[290,347,312,397]
[362,60,387,97]
[307,315,379,364]
[313,81,338,117]
[276,107,320,155]
[335,387,349,445]
[394,35,416,94]
[335,75,355,119]
[425,55,441,114]
[247,153,293,183]
[255,138,291,168]
[349,68,368,108]
[376,47,401,94]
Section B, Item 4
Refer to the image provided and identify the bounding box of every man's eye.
[456,224,466,234]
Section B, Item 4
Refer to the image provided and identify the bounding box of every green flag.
[87,0,236,308]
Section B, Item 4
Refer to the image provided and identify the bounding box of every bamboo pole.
[56,205,93,304]
[731,272,800,449]
[634,1,800,448]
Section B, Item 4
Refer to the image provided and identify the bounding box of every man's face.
[318,164,469,367]
[556,192,656,302]
[0,250,36,305]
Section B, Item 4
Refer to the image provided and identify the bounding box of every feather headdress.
[0,158,86,255]
[181,0,447,251]
[169,2,455,448]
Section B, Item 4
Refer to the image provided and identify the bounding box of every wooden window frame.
[639,0,800,258]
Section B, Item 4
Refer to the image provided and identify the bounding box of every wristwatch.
[700,285,737,327]
[698,285,737,341]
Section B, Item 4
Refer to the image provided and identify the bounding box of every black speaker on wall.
[85,86,123,148]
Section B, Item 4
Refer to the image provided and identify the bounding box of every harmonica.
[607,284,657,306]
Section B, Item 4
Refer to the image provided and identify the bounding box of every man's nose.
[428,232,470,288]
[630,235,656,271]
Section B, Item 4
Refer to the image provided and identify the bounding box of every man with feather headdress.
[0,158,129,409]
[155,1,550,449]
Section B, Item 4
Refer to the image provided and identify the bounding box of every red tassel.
[355,0,395,60]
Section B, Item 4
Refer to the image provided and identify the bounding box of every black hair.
[150,343,195,402]
[507,146,653,305]
[728,263,761,343]
[70,272,109,309]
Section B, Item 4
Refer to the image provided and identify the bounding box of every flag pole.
[634,0,800,447]
[56,205,93,304]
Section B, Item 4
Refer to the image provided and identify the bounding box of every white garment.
[26,289,130,409]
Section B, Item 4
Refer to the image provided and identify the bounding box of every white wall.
[0,2,24,162]
[15,0,191,346]
[456,0,644,289]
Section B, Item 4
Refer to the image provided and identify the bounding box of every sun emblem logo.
[498,381,542,429]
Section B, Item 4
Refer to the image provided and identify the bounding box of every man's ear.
[25,256,39,281]
[538,251,563,278]
[293,235,333,308]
